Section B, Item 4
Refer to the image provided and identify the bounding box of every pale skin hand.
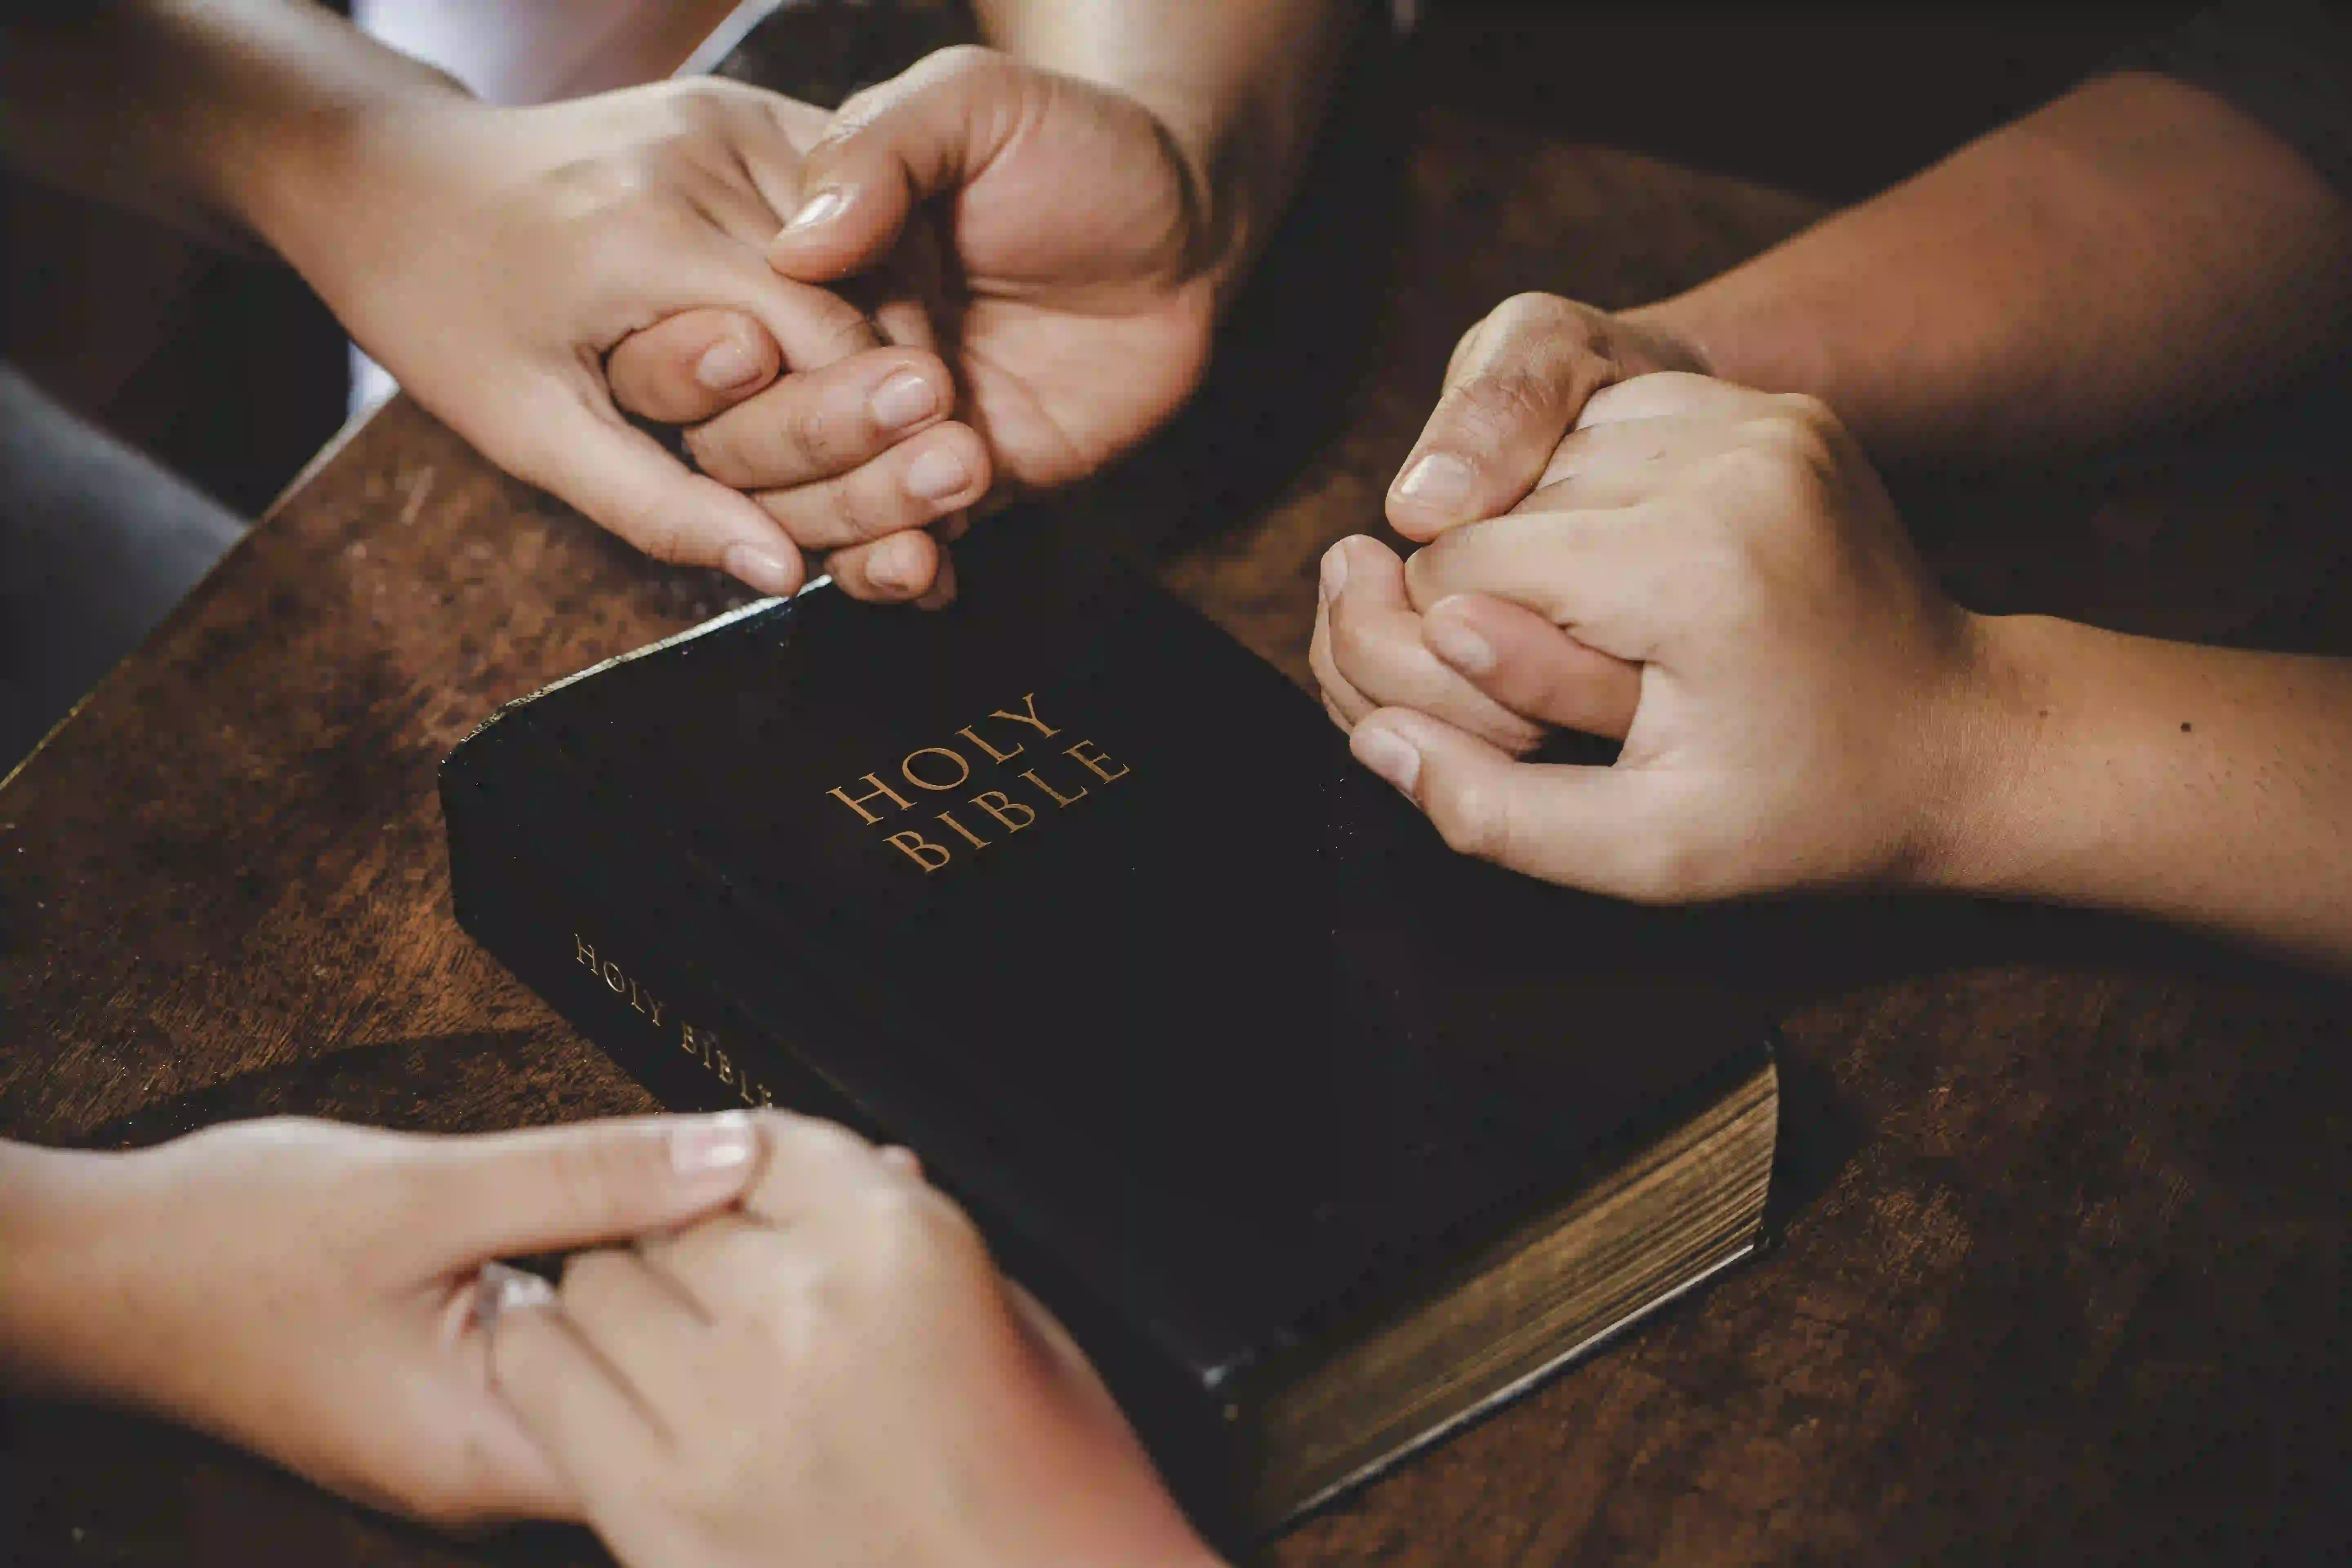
[1319,373,2352,967]
[1325,373,1991,901]
[0,2,985,602]
[255,80,992,602]
[487,1113,1225,1568]
[0,1114,765,1528]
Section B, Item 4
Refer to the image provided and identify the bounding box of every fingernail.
[878,1146,923,1177]
[869,371,940,431]
[473,1263,555,1330]
[669,1111,758,1176]
[1423,608,1496,675]
[904,447,970,501]
[723,543,796,597]
[1320,541,1351,601]
[694,335,764,392]
[1352,724,1422,793]
[1395,453,1473,510]
[785,189,847,232]
[868,532,923,591]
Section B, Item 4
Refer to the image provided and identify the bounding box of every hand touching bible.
[0,1115,765,1527]
[485,1113,1221,1568]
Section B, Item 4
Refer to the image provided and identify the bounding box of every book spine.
[443,768,879,1133]
[439,761,1257,1552]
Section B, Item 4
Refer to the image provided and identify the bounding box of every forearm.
[0,1141,142,1401]
[1933,615,2352,967]
[974,0,1357,295]
[1629,72,2352,467]
[0,0,466,247]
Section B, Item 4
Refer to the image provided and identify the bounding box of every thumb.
[1389,296,1630,543]
[504,378,808,597]
[407,1113,763,1263]
[768,46,1029,283]
[1349,707,1669,895]
[607,308,782,426]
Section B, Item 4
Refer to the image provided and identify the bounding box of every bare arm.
[1944,617,2352,966]
[1633,71,2352,466]
[0,1141,115,1397]
[0,0,466,247]
[0,0,1003,604]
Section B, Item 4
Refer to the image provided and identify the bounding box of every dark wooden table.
[7,8,2352,1565]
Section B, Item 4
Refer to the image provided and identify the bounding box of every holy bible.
[441,521,1776,1544]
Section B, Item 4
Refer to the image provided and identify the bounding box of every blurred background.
[0,2,2190,521]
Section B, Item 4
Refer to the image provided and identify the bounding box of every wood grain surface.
[5,6,2351,1565]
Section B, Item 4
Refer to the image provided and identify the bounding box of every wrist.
[1604,301,1715,380]
[1615,296,1721,382]
[228,71,479,292]
[1116,80,1267,306]
[1904,611,2069,898]
[0,1145,155,1404]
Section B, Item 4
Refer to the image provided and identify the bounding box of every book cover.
[442,519,1773,1542]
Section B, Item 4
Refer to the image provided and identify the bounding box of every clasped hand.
[1317,311,2009,902]
[343,49,1219,608]
[6,1111,1213,1568]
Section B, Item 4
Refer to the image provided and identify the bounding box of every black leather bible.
[442,520,1776,1544]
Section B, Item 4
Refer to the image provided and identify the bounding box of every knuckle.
[1493,291,1580,334]
[780,397,847,466]
[773,1114,873,1168]
[546,149,665,217]
[1450,369,1564,441]
[663,77,757,127]
[1424,770,1506,862]
[925,43,1005,81]
[829,474,902,542]
[1489,710,1548,758]
[1744,402,1841,474]
[845,1182,978,1284]
[632,519,700,568]
[682,422,728,477]
[1709,436,1817,505]
[1769,390,1840,432]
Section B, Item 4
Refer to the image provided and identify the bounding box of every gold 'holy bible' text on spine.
[572,932,776,1109]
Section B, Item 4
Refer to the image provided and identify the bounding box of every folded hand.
[10,1115,763,1527]
[1318,374,1997,902]
[487,1113,1218,1568]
